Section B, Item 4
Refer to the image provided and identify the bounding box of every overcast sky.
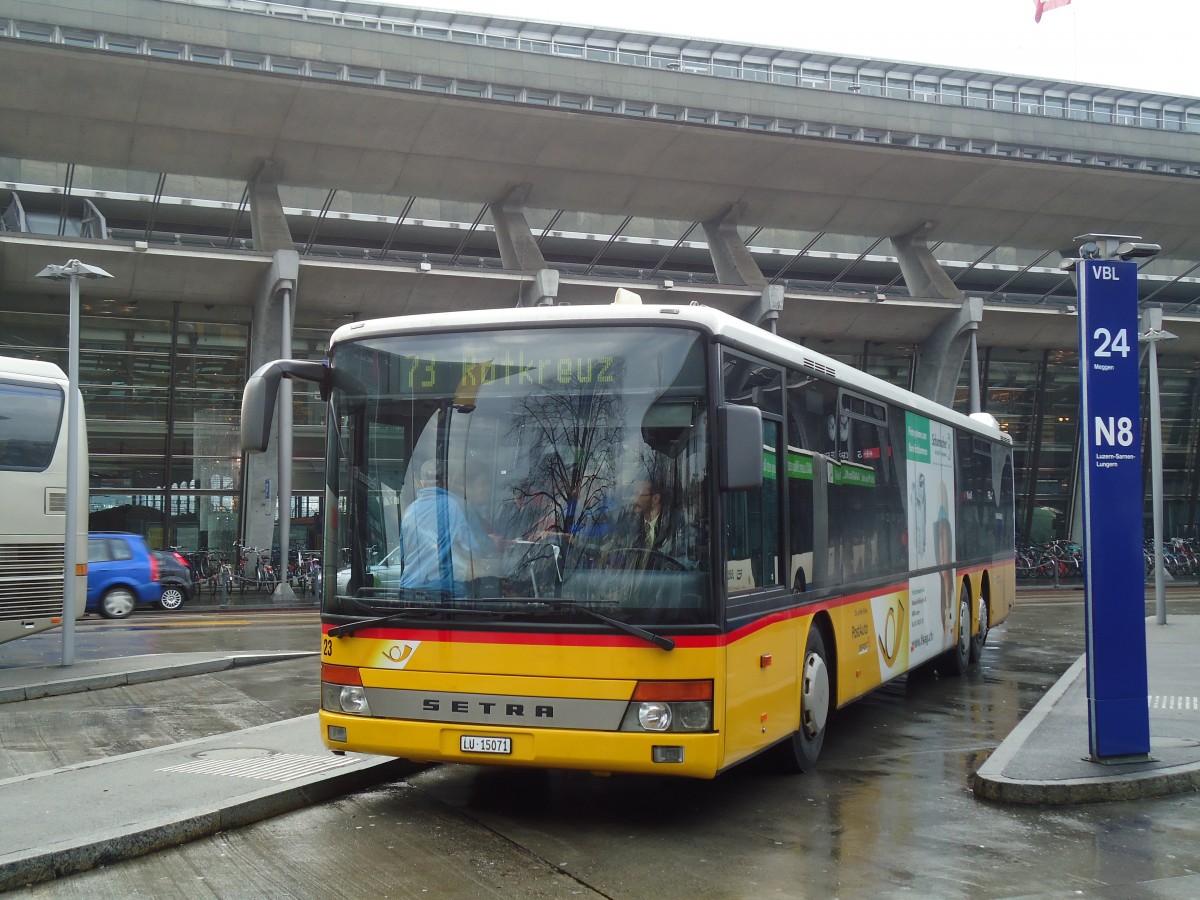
[406,0,1199,98]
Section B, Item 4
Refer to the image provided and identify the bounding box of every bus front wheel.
[775,624,830,772]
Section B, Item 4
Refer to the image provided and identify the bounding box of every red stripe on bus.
[319,578,923,648]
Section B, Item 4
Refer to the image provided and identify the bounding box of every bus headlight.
[673,701,712,731]
[340,685,370,714]
[321,683,372,716]
[619,681,713,733]
[637,702,672,731]
[321,663,370,716]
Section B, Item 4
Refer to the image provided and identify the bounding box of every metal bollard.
[219,565,230,609]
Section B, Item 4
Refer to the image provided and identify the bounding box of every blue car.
[87,533,163,619]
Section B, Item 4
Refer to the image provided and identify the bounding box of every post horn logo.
[381,641,420,668]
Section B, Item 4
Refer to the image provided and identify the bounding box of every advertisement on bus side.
[905,412,957,667]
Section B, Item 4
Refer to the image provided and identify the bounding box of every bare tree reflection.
[506,360,627,573]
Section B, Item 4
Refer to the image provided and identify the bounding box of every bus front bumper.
[320,710,723,779]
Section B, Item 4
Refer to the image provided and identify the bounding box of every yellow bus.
[243,299,1014,778]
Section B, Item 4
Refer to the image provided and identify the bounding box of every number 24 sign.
[1076,256,1151,760]
[1080,263,1140,467]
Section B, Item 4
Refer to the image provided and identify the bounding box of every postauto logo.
[380,641,420,669]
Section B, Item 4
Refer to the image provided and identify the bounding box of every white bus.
[0,357,88,645]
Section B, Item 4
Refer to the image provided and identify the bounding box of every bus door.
[719,350,797,764]
[785,374,838,592]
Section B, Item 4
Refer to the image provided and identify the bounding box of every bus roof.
[329,302,1009,444]
[0,355,67,384]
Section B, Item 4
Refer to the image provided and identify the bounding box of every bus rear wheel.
[969,595,990,664]
[774,624,830,772]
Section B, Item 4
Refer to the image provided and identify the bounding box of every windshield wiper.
[328,598,546,637]
[329,600,674,650]
[571,606,675,651]
[328,609,423,637]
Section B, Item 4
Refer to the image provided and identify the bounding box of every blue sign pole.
[1077,258,1150,760]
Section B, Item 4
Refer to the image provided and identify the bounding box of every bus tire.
[969,594,989,664]
[940,583,972,676]
[774,624,831,772]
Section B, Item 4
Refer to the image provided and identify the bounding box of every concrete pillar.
[248,160,295,253]
[701,205,784,330]
[891,222,964,303]
[968,331,981,414]
[491,185,548,272]
[243,164,300,591]
[751,284,785,333]
[891,223,983,408]
[912,296,983,408]
[518,268,560,307]
[244,250,299,572]
[702,204,767,288]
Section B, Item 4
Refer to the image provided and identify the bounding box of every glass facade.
[1,296,1198,558]
[4,0,1200,581]
[0,303,325,556]
[1149,353,1200,537]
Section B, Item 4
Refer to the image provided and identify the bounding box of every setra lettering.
[421,698,555,719]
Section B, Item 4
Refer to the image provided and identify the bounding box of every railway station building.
[3,0,1200,556]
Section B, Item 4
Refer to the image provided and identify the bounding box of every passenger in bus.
[611,478,675,559]
[398,459,482,594]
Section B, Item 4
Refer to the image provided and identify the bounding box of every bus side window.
[833,394,907,581]
[722,418,781,593]
[721,351,783,595]
[787,377,836,591]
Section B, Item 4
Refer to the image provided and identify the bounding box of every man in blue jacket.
[399,459,480,594]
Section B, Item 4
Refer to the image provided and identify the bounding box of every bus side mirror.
[719,404,763,491]
[241,359,329,453]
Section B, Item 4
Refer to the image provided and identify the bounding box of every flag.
[1034,0,1071,22]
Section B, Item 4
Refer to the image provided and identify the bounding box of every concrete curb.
[0,763,413,892]
[0,716,416,892]
[974,633,1200,805]
[973,656,1086,803]
[0,652,317,704]
[975,757,1200,805]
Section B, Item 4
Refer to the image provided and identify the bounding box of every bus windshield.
[0,378,64,471]
[327,325,713,627]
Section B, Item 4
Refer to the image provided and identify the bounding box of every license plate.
[460,735,512,755]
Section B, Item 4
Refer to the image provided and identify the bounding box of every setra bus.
[0,356,88,645]
[242,297,1014,778]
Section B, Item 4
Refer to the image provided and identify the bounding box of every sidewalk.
[0,607,1196,889]
[0,713,415,891]
[0,650,416,891]
[0,650,314,703]
[974,615,1200,804]
[183,582,320,612]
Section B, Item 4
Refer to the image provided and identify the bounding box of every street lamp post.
[34,259,113,666]
[1139,306,1178,626]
